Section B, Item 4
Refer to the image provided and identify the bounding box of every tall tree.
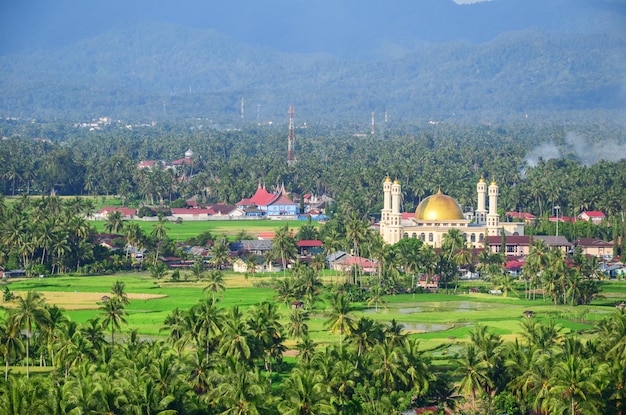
[8,291,50,378]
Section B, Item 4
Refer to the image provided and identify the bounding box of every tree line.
[0,121,625,222]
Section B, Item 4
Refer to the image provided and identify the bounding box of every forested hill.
[1,22,625,124]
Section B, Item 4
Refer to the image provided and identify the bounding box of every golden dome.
[479,176,485,183]
[415,189,464,221]
[384,176,392,183]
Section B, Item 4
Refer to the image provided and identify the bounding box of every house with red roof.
[296,240,323,256]
[236,184,298,216]
[505,211,536,222]
[578,211,606,224]
[332,255,379,274]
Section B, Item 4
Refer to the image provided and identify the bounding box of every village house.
[574,237,613,258]
[578,210,606,225]
[236,184,298,217]
[486,235,572,256]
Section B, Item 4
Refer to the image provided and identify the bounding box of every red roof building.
[236,184,298,216]
[579,211,606,224]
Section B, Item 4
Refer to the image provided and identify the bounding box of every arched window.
[463,233,468,241]
[479,233,484,242]
[420,233,425,241]
[471,233,476,243]
[412,233,417,238]
[428,233,434,242]
[403,233,409,239]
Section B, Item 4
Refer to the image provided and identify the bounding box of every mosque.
[379,177,525,248]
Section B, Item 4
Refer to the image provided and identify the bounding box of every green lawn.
[90,219,311,240]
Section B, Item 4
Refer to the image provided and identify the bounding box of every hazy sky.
[1,0,624,56]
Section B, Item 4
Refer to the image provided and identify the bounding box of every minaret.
[287,105,296,166]
[476,176,487,225]
[381,177,392,241]
[371,112,375,135]
[389,179,403,244]
[487,180,500,236]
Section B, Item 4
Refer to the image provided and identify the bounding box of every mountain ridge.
[1,15,624,123]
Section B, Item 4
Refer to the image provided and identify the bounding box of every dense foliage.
[1,120,624,223]
[2,282,626,414]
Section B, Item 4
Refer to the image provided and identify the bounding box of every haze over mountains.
[1,0,624,124]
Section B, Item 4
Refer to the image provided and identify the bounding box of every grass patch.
[90,219,313,240]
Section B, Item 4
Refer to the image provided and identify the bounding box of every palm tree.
[0,319,23,381]
[286,307,310,340]
[546,355,604,415]
[442,228,466,260]
[272,225,297,277]
[216,363,271,414]
[324,293,356,348]
[279,368,334,415]
[8,291,50,378]
[243,252,259,284]
[111,280,130,305]
[209,238,230,270]
[401,337,432,397]
[99,296,127,352]
[103,210,124,234]
[367,285,386,311]
[219,306,253,361]
[347,316,383,360]
[123,222,144,260]
[204,270,226,300]
[455,343,489,411]
[371,339,407,392]
[150,214,169,266]
[193,297,224,360]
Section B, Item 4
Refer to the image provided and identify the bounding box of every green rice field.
[3,273,625,352]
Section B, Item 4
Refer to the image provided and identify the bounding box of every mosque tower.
[476,176,487,225]
[487,180,500,235]
[381,177,392,238]
[388,179,403,244]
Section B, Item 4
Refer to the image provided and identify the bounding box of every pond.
[400,322,452,332]
[394,301,488,314]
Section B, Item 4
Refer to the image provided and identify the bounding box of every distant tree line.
[0,120,624,222]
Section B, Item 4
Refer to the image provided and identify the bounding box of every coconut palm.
[104,210,124,234]
[193,297,224,360]
[219,306,253,361]
[286,307,310,340]
[8,291,50,378]
[150,214,169,266]
[279,368,335,415]
[209,238,230,270]
[324,293,356,348]
[204,270,226,300]
[0,319,23,381]
[272,225,297,277]
[111,280,130,305]
[455,343,490,411]
[347,316,383,360]
[99,296,127,352]
[545,355,605,415]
